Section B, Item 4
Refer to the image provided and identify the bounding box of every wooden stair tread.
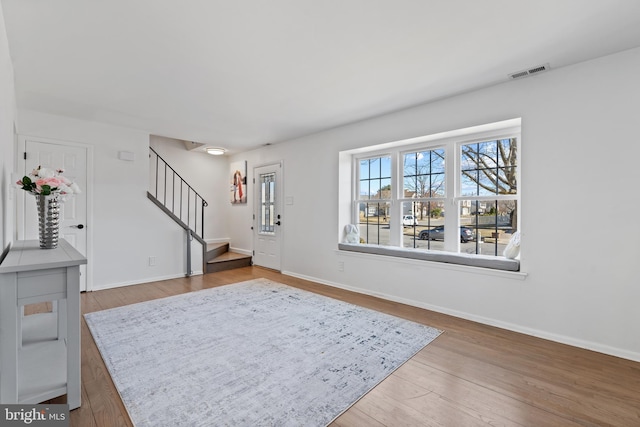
[206,242,231,260]
[206,242,229,251]
[207,251,251,264]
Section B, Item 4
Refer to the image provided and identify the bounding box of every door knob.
[72,224,85,229]
[275,221,281,226]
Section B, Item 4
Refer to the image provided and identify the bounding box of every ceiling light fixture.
[206,147,226,156]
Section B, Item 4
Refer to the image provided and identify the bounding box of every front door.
[20,138,89,291]
[253,163,282,271]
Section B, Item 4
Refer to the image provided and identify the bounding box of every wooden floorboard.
[34,266,640,426]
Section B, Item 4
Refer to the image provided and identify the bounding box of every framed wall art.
[230,160,247,204]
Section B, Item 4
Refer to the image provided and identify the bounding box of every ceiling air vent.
[509,63,550,80]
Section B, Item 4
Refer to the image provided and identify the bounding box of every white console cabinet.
[0,240,86,409]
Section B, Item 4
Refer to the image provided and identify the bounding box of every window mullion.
[389,151,401,247]
[443,143,458,252]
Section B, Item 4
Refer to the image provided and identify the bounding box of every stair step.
[206,242,230,260]
[207,251,251,263]
[206,249,252,273]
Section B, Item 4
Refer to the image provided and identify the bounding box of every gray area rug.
[85,278,442,426]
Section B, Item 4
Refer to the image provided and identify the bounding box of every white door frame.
[16,135,94,291]
[252,161,283,271]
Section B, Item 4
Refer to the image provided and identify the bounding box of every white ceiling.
[3,0,640,153]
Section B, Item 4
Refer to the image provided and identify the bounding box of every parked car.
[418,226,475,243]
[402,215,418,227]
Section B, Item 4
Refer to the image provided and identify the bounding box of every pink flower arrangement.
[17,166,81,197]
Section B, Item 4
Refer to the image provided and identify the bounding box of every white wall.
[15,110,200,290]
[0,4,16,251]
[227,47,640,361]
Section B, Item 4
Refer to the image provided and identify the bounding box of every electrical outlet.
[149,256,157,266]
[338,261,344,272]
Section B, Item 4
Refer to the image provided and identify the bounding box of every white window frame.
[345,119,521,271]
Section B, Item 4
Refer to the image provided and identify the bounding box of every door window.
[259,172,276,234]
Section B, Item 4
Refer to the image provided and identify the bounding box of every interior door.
[253,163,282,271]
[21,138,89,291]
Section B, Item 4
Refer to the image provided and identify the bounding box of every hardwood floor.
[34,266,640,426]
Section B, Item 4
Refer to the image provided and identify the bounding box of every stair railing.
[148,147,208,276]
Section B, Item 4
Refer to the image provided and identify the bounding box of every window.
[258,172,276,233]
[401,147,446,249]
[357,156,391,245]
[458,138,518,256]
[346,120,521,269]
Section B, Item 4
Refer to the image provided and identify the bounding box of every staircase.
[148,146,251,276]
[205,242,252,273]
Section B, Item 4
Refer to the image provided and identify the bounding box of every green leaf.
[40,184,51,195]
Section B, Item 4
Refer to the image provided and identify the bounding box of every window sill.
[338,243,524,277]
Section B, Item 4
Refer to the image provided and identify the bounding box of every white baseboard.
[90,271,203,292]
[282,270,640,363]
[230,246,252,256]
[205,238,230,245]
